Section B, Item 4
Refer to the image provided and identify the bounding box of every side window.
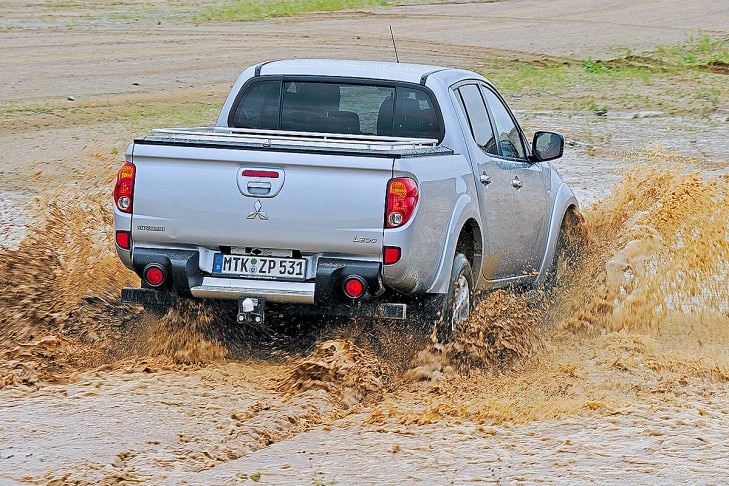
[480,87,526,160]
[456,84,497,155]
[231,80,281,130]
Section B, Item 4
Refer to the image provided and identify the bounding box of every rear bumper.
[190,277,315,304]
[130,248,384,305]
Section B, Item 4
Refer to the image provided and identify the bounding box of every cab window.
[480,87,527,160]
[229,79,442,141]
[231,80,281,130]
[456,84,497,155]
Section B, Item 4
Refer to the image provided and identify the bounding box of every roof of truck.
[255,59,482,86]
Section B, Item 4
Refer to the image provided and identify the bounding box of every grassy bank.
[196,0,424,22]
[7,0,449,28]
[485,33,728,115]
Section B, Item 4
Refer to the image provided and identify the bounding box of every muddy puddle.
[2,140,729,483]
[0,192,30,252]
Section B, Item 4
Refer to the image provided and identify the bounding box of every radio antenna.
[389,25,400,63]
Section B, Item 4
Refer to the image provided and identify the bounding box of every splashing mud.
[450,290,544,369]
[281,339,393,408]
[403,290,543,383]
[130,301,228,363]
[0,147,230,388]
[559,145,729,334]
[0,150,132,386]
[2,145,729,468]
[367,146,729,426]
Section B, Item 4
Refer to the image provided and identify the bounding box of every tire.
[543,228,568,291]
[544,209,584,292]
[436,253,474,343]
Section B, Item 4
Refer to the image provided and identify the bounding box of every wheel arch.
[426,195,482,294]
[534,184,581,287]
[455,218,483,286]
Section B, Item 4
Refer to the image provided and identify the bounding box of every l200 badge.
[247,200,268,220]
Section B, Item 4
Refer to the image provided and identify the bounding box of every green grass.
[14,0,441,30]
[44,0,83,8]
[576,33,729,76]
[486,61,572,93]
[481,33,728,115]
[115,102,222,132]
[197,0,398,22]
[655,32,729,69]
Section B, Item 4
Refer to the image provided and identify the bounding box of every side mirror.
[532,131,564,162]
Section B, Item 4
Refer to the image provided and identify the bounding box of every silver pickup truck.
[113,59,578,340]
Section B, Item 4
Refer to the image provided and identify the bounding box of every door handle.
[480,174,492,185]
[247,181,272,195]
[511,177,523,190]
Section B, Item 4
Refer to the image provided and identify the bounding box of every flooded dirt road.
[2,0,729,484]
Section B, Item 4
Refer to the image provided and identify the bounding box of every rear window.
[229,79,442,141]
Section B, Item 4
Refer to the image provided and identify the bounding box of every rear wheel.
[436,253,474,343]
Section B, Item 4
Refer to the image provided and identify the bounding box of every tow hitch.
[237,297,266,324]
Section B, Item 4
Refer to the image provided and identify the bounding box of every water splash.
[369,146,729,424]
[2,146,729,430]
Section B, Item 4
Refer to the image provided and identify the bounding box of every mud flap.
[121,287,173,306]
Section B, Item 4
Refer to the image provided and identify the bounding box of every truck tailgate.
[130,142,393,258]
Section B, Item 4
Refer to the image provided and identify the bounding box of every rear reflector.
[343,276,367,299]
[384,246,401,265]
[115,230,131,250]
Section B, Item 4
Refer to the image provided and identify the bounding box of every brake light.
[386,178,418,228]
[114,162,136,213]
[242,169,279,178]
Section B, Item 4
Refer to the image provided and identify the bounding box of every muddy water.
[520,110,729,204]
[2,122,729,483]
[0,192,30,251]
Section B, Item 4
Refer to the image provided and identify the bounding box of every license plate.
[212,254,306,280]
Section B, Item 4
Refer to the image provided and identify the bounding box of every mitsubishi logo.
[247,200,268,220]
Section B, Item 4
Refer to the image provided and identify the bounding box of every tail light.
[343,276,367,299]
[386,178,418,228]
[114,162,136,213]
